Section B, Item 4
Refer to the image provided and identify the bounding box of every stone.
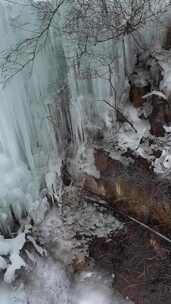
[129,85,149,108]
[129,68,151,108]
[163,25,171,50]
[149,103,166,137]
[72,255,89,273]
[82,149,171,231]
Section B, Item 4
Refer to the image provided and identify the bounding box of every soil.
[88,220,171,304]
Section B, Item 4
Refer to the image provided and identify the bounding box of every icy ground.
[0,188,132,304]
[100,101,171,177]
[0,267,132,304]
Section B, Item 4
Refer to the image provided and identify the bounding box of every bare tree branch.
[102,99,137,133]
[0,0,65,83]
[0,0,170,84]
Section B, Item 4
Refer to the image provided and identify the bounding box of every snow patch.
[118,104,150,151]
[153,149,171,174]
[72,145,100,178]
[0,283,27,304]
[0,225,45,284]
[143,90,167,100]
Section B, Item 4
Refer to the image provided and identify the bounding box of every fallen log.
[82,149,171,232]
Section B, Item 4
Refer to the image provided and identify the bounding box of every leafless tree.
[63,0,170,64]
[0,0,169,138]
[0,0,65,82]
[0,0,170,83]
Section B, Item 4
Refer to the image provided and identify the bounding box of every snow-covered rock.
[0,225,45,284]
[118,103,150,151]
[153,149,171,174]
[143,90,167,101]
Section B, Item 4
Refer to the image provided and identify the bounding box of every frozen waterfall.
[0,1,58,227]
[0,0,166,228]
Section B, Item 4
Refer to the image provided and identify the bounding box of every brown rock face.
[72,255,89,273]
[129,85,149,108]
[147,97,170,137]
[149,105,166,137]
[82,149,171,232]
[164,25,171,50]
[164,104,171,124]
[89,223,171,304]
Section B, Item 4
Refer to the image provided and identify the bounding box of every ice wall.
[0,0,168,226]
[0,1,58,226]
[58,1,166,148]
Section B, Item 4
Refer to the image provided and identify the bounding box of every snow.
[71,145,100,179]
[45,157,62,192]
[118,104,150,151]
[153,50,171,96]
[164,125,171,132]
[0,152,41,229]
[24,257,70,304]
[153,149,171,174]
[0,225,45,284]
[73,271,133,304]
[0,283,27,304]
[143,90,167,100]
[29,197,49,225]
[0,230,27,284]
[75,287,112,304]
[0,262,133,304]
[4,253,26,284]
[0,256,7,271]
[138,101,153,118]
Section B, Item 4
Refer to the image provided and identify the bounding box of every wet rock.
[152,149,162,159]
[89,235,125,272]
[163,25,171,50]
[146,55,163,88]
[23,256,70,304]
[143,93,168,137]
[61,161,72,186]
[150,118,165,137]
[129,68,150,108]
[72,255,89,273]
[129,85,149,108]
[94,149,123,177]
[164,104,171,124]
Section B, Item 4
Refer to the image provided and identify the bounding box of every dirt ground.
[89,220,171,304]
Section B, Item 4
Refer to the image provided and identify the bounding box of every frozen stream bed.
[0,186,133,304]
[0,263,132,304]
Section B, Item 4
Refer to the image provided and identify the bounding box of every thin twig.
[84,192,171,246]
[103,99,137,133]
